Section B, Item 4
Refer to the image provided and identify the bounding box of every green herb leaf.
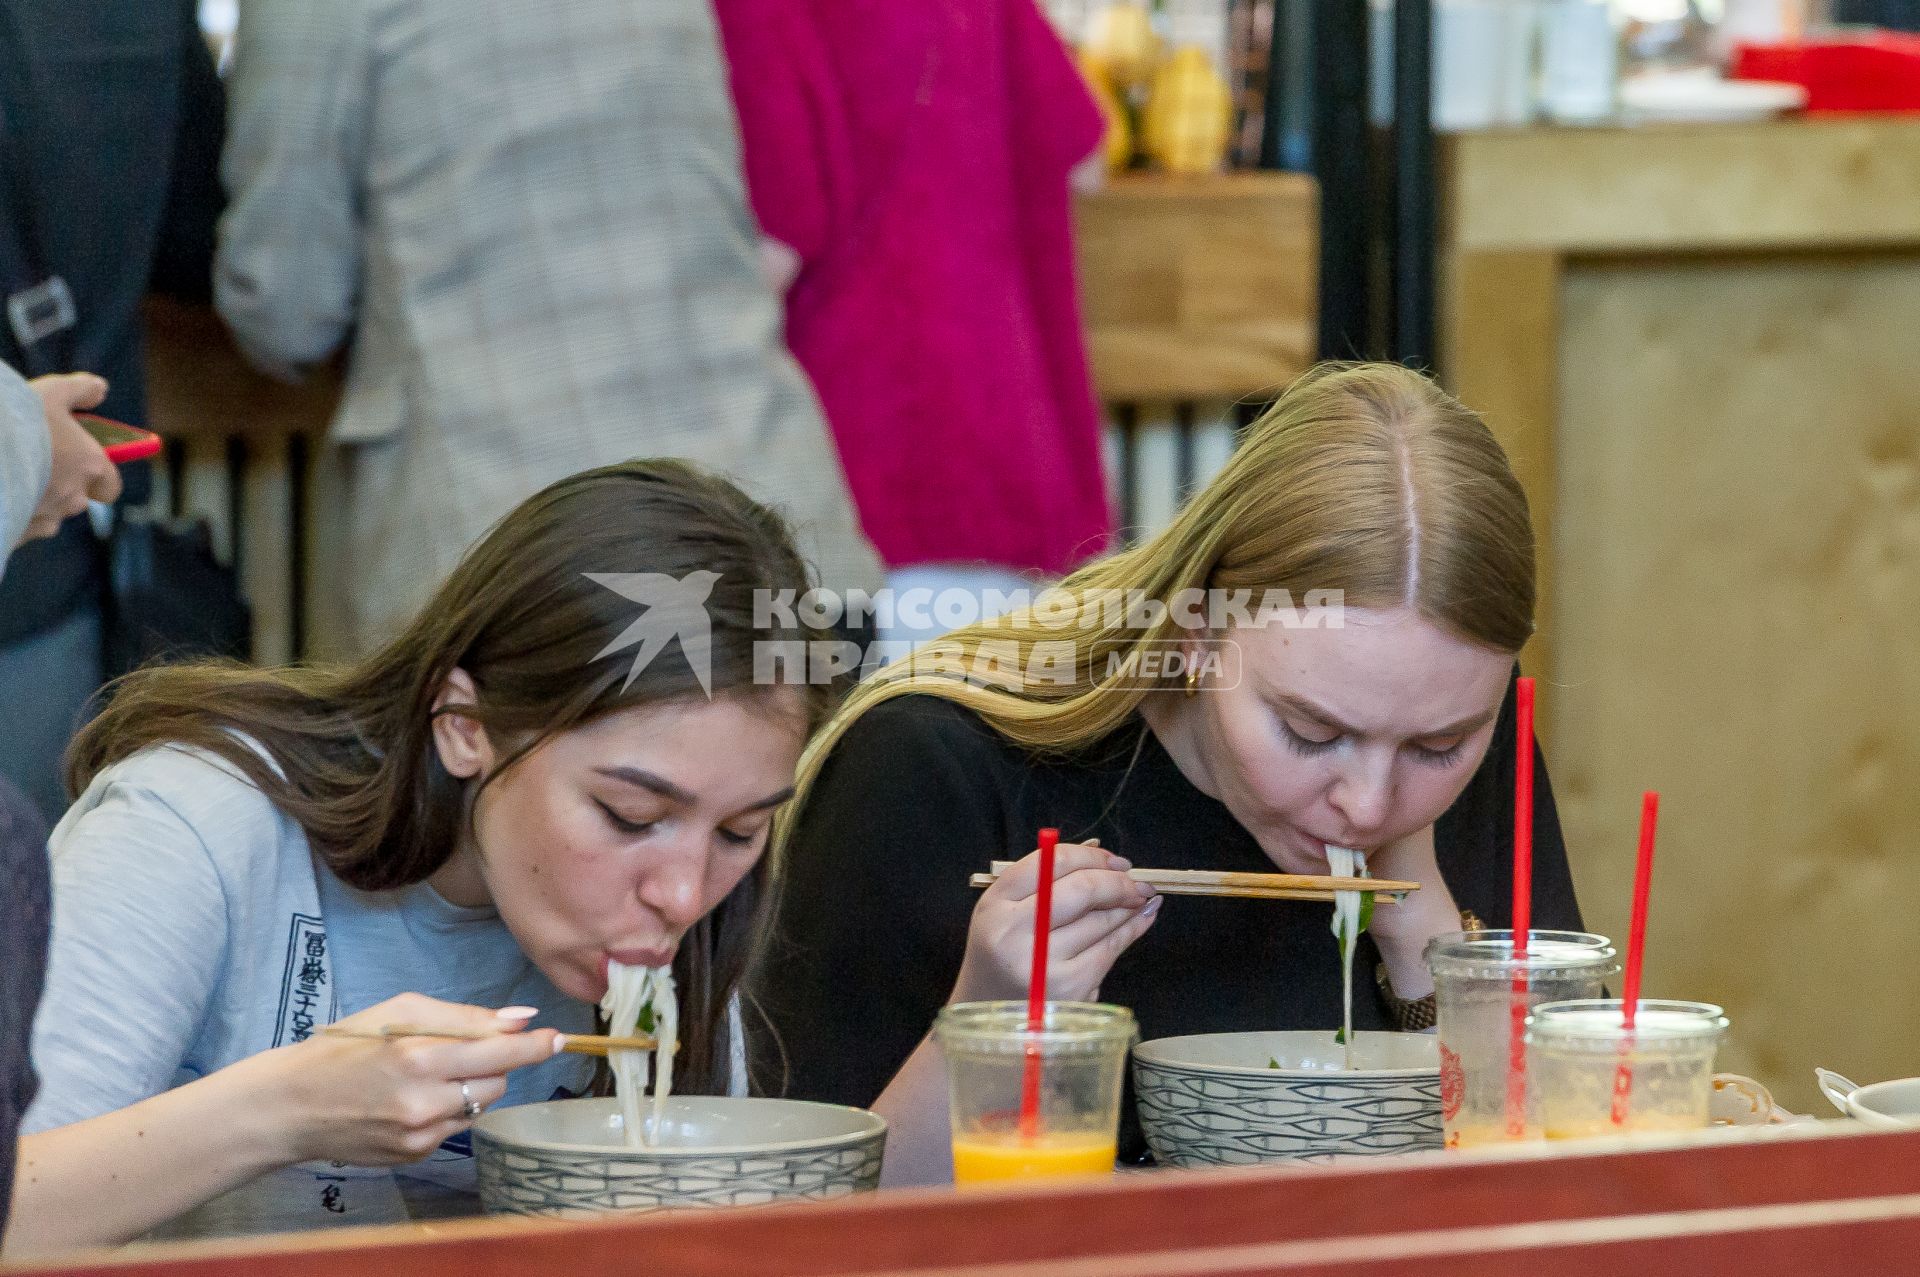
[636,1004,656,1034]
[1334,1027,1348,1046]
[1268,1057,1280,1069]
[1332,893,1376,967]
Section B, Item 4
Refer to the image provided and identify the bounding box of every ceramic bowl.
[473,1096,886,1216]
[1133,1030,1442,1166]
[1817,1069,1920,1131]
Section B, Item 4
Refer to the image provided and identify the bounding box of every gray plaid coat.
[216,0,880,654]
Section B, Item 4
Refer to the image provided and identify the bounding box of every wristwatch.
[1375,910,1487,1032]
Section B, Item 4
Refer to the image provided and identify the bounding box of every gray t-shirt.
[26,743,597,1238]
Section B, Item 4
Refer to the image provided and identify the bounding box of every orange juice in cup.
[935,1002,1134,1188]
[949,1130,1119,1182]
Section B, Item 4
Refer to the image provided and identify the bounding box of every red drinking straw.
[1610,792,1661,1126]
[1019,828,1060,1139]
[1504,677,1536,1139]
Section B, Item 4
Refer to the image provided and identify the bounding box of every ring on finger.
[460,1080,481,1120]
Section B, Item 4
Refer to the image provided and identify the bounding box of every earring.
[1185,664,1200,698]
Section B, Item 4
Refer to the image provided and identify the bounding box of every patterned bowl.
[1133,1031,1442,1166]
[473,1096,887,1216]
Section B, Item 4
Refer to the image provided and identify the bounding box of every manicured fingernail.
[496,1006,539,1020]
[1143,896,1163,916]
[1084,837,1102,847]
[1107,855,1131,870]
[551,1034,568,1055]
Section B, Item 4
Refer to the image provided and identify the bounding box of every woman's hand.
[951,840,1161,1005]
[22,372,119,543]
[249,993,563,1166]
[4,994,566,1258]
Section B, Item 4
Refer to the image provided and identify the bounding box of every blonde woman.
[755,363,1584,1185]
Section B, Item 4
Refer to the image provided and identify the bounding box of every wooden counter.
[1440,115,1920,1112]
[13,1125,1920,1276]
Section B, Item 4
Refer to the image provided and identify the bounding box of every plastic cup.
[1528,998,1728,1140]
[1426,929,1618,1147]
[933,1001,1135,1185]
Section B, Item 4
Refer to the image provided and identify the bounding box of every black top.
[752,668,1584,1163]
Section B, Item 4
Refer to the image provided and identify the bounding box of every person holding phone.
[0,0,225,822]
[0,365,120,566]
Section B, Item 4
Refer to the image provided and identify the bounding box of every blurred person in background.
[0,360,120,1245]
[216,0,882,660]
[714,0,1116,651]
[0,0,225,820]
[1,369,121,557]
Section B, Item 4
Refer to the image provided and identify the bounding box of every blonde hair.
[780,361,1534,846]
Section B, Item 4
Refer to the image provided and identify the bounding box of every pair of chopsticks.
[969,861,1417,903]
[319,1023,657,1057]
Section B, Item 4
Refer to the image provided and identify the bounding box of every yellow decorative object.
[1085,3,1162,91]
[1140,46,1233,176]
[1078,53,1135,173]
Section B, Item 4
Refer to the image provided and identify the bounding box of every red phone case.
[77,413,163,464]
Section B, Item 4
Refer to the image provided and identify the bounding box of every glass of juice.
[1425,929,1617,1148]
[933,1001,1135,1185]
[1528,998,1728,1140]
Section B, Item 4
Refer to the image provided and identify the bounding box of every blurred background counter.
[1441,113,1920,1110]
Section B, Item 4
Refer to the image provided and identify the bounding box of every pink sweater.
[715,0,1114,575]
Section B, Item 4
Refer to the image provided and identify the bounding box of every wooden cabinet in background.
[1439,117,1920,1114]
[1075,171,1319,403]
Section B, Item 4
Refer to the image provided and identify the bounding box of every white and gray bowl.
[1133,1030,1443,1166]
[1817,1069,1920,1131]
[472,1096,887,1216]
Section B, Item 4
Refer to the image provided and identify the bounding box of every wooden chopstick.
[319,1023,658,1056]
[970,862,1418,903]
[542,1034,658,1059]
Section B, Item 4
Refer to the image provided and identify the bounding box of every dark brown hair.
[68,459,832,1092]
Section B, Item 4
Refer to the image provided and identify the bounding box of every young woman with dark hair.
[7,460,830,1253]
